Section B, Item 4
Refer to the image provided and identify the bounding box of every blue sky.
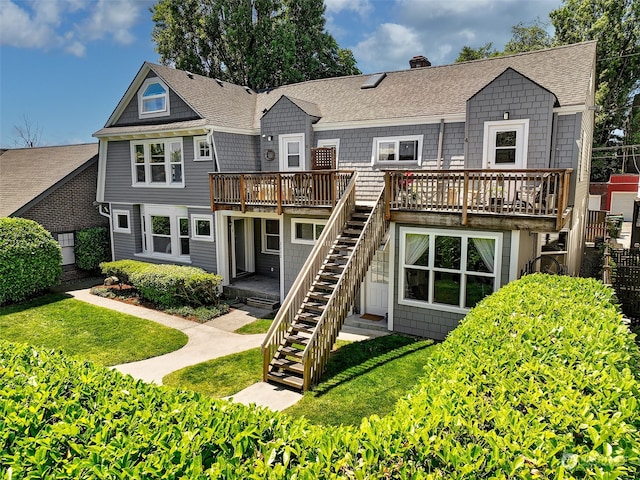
[0,0,561,148]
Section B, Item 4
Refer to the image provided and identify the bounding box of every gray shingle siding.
[114,72,199,126]
[188,207,217,273]
[215,132,260,172]
[253,218,279,278]
[391,224,511,340]
[110,204,142,261]
[466,69,555,168]
[281,214,317,292]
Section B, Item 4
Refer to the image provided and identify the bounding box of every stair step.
[271,358,304,375]
[246,297,280,310]
[267,371,304,390]
[291,322,316,334]
[308,291,331,302]
[278,345,304,360]
[323,263,345,272]
[336,236,358,244]
[312,281,336,292]
[327,253,349,261]
[346,220,365,227]
[296,311,320,322]
[342,228,362,236]
[286,334,310,345]
[303,302,325,314]
[319,272,341,282]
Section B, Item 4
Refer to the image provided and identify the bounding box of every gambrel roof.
[0,143,99,217]
[94,41,596,137]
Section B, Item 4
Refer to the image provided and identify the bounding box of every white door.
[610,192,637,221]
[483,120,529,170]
[279,133,305,171]
[363,245,389,317]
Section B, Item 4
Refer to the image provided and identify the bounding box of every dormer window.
[138,78,170,118]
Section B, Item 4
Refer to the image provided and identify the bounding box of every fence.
[610,248,640,325]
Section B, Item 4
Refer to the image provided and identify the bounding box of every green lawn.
[0,293,188,366]
[163,334,436,426]
[234,318,273,334]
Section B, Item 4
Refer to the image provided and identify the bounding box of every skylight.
[361,72,387,89]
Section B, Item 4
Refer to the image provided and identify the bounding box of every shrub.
[74,226,111,271]
[165,304,230,322]
[2,275,638,478]
[0,218,61,305]
[100,260,222,308]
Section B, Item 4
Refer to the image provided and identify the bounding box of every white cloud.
[0,0,145,56]
[353,23,424,73]
[325,0,372,15]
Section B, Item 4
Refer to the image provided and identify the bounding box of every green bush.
[0,218,61,305]
[2,275,639,478]
[100,260,222,308]
[74,226,111,271]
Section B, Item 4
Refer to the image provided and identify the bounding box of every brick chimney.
[409,55,431,68]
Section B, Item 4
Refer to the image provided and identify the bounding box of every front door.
[229,217,255,279]
[363,245,389,317]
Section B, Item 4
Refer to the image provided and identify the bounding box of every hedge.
[74,227,111,271]
[100,260,222,307]
[1,275,638,478]
[0,218,61,305]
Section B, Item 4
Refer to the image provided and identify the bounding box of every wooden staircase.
[266,206,373,390]
[262,174,389,391]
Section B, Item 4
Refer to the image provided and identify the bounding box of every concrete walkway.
[66,287,386,411]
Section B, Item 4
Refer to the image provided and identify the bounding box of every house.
[0,143,108,281]
[94,41,597,390]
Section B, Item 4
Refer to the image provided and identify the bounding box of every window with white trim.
[372,135,423,166]
[279,133,305,171]
[316,138,340,162]
[193,136,214,161]
[399,227,501,312]
[131,138,184,187]
[483,120,529,169]
[138,78,170,118]
[140,206,190,260]
[262,218,280,254]
[113,209,131,234]
[291,218,326,245]
[192,215,214,241]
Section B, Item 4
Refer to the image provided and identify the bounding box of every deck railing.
[385,169,573,229]
[300,187,388,390]
[210,170,354,213]
[262,173,358,385]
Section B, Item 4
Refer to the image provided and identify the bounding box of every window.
[316,139,340,162]
[279,133,305,171]
[192,215,214,241]
[262,218,280,254]
[113,209,131,234]
[538,231,568,273]
[372,135,423,165]
[138,78,170,118]
[193,136,214,161]
[483,120,529,169]
[56,232,75,266]
[291,218,326,245]
[140,206,190,261]
[131,139,184,187]
[399,227,501,312]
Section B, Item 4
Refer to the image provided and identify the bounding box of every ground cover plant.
[2,275,638,478]
[0,293,187,365]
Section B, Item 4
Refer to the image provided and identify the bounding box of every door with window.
[483,120,529,170]
[363,245,389,317]
[279,133,305,171]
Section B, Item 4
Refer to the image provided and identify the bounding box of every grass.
[162,334,436,426]
[234,318,273,334]
[0,293,188,366]
[163,348,262,397]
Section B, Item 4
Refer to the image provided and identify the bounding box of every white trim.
[509,230,520,282]
[94,126,211,140]
[138,77,170,119]
[112,209,131,234]
[554,105,588,115]
[262,218,280,254]
[279,133,305,171]
[316,138,340,163]
[193,135,213,161]
[215,211,229,285]
[290,217,327,245]
[398,227,503,314]
[140,204,190,262]
[313,114,466,131]
[96,140,108,203]
[371,135,423,166]
[130,138,185,187]
[191,214,214,241]
[387,222,396,331]
[482,119,529,169]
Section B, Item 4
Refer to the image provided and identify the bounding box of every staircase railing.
[262,172,358,382]
[301,187,389,390]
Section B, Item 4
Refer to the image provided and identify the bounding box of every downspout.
[437,119,445,169]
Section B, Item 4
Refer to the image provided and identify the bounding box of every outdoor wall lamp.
[503,111,509,120]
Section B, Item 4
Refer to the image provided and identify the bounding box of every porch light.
[503,111,509,120]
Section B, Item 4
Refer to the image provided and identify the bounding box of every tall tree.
[455,43,497,63]
[151,0,360,90]
[503,19,552,54]
[550,0,640,148]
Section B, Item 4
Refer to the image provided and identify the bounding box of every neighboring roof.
[0,143,99,217]
[96,41,596,136]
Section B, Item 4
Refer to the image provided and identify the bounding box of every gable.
[468,67,559,107]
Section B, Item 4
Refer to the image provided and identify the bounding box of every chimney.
[409,55,431,68]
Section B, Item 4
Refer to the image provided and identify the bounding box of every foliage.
[628,93,640,145]
[0,293,187,366]
[165,304,230,323]
[550,0,640,147]
[504,18,553,54]
[2,275,638,478]
[455,42,498,62]
[100,260,223,308]
[0,218,61,305]
[74,226,111,271]
[151,0,360,91]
